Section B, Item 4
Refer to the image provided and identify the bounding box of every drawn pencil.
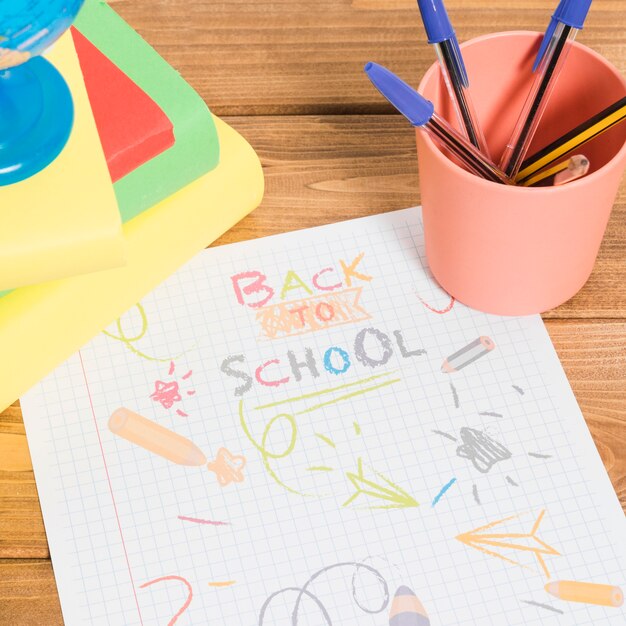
[545,581,624,607]
[108,407,206,466]
[389,585,430,625]
[441,336,495,373]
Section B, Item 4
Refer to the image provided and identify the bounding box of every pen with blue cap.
[416,0,490,157]
[500,0,593,178]
[364,62,511,185]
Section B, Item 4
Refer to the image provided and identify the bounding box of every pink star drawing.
[207,448,247,487]
[150,361,194,416]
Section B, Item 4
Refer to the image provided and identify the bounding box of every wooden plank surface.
[0,561,63,626]
[107,0,626,115]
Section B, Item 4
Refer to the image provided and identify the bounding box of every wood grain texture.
[105,0,626,115]
[0,561,63,626]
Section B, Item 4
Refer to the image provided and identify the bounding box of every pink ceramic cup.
[416,31,626,316]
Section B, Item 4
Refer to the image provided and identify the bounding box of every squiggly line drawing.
[418,293,455,314]
[239,400,316,498]
[103,303,188,362]
[258,561,389,625]
[139,575,192,626]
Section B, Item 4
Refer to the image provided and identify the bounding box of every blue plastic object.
[0,59,74,185]
[560,0,593,29]
[532,0,593,72]
[416,0,454,43]
[0,0,85,185]
[416,0,468,87]
[364,62,434,127]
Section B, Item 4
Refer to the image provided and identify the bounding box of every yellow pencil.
[516,96,626,184]
[545,580,624,608]
[108,407,206,466]
[522,154,589,187]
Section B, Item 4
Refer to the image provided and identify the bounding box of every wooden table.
[1,1,625,622]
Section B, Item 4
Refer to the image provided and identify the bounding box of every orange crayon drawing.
[256,287,371,340]
[207,447,247,486]
[140,575,193,626]
[545,580,624,608]
[456,509,560,578]
[208,581,236,588]
[108,408,207,466]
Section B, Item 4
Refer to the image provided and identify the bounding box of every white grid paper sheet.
[21,208,626,626]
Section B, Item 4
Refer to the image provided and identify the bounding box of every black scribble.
[506,475,519,487]
[456,427,512,473]
[478,411,503,418]
[432,430,458,442]
[450,382,460,408]
[528,452,552,459]
[520,600,564,614]
[512,385,525,395]
[472,484,481,505]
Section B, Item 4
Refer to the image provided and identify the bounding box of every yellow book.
[0,33,124,290]
[0,115,263,411]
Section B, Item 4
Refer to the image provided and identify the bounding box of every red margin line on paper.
[79,350,145,625]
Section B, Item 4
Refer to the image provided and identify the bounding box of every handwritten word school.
[220,327,425,396]
[222,253,427,396]
[231,253,373,339]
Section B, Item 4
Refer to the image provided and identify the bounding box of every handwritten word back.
[232,254,374,339]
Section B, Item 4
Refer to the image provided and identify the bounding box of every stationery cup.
[416,31,626,315]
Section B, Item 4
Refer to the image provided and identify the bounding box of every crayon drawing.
[456,510,560,578]
[207,447,247,486]
[150,361,195,417]
[139,575,193,626]
[239,391,418,508]
[103,302,189,362]
[258,561,390,625]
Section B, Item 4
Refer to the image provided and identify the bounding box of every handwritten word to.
[221,326,425,397]
[256,287,371,340]
[231,253,372,309]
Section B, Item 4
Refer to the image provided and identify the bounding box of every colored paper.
[20,209,626,625]
[0,33,124,290]
[0,115,263,412]
[74,0,220,223]
[71,27,175,182]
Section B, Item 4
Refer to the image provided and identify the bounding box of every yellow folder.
[0,34,124,290]
[0,114,264,411]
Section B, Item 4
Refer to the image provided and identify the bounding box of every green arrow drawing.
[343,458,419,509]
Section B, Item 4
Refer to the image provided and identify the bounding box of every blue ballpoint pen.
[416,0,490,157]
[501,0,593,179]
[532,0,567,72]
[364,62,511,185]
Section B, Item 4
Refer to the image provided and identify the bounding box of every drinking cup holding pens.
[415,31,626,315]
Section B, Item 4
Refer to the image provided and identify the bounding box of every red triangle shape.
[71,27,175,183]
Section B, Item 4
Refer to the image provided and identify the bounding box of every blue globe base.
[0,57,74,186]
